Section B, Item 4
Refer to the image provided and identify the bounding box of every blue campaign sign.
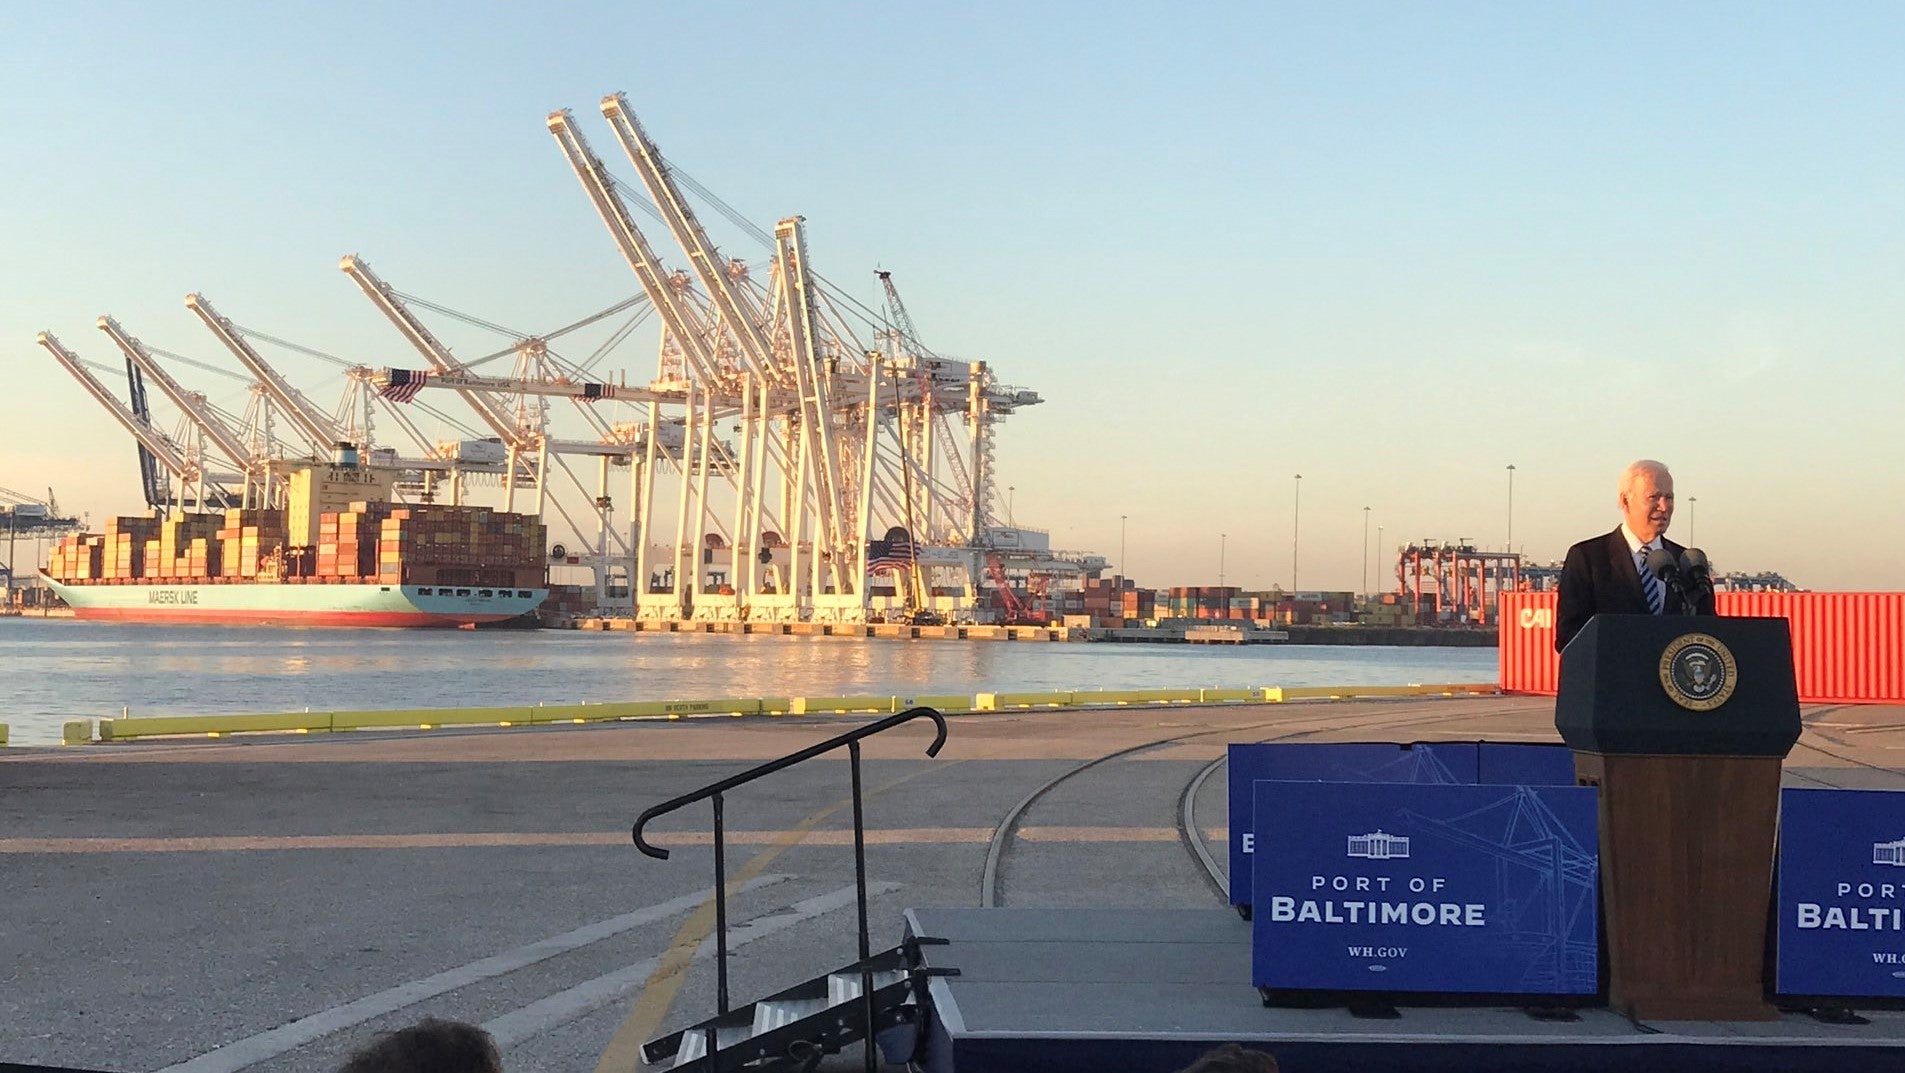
[1776,788,1905,999]
[1477,743,1578,787]
[1228,743,1478,909]
[1252,779,1600,996]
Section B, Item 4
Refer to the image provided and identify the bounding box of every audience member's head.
[1173,1042,1280,1073]
[338,1017,503,1073]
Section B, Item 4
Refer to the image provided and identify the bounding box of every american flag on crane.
[866,526,915,574]
[579,382,618,402]
[379,369,430,404]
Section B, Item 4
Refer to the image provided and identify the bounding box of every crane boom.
[373,367,672,405]
[370,370,686,459]
[35,331,195,477]
[774,217,850,567]
[544,110,733,385]
[338,255,522,443]
[98,316,254,469]
[185,293,342,451]
[598,95,778,381]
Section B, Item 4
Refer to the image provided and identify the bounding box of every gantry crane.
[541,96,1065,623]
[547,108,767,618]
[186,293,347,456]
[879,269,982,548]
[36,331,235,510]
[341,254,682,605]
[595,96,870,618]
[97,315,275,507]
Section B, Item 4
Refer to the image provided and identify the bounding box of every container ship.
[41,462,548,628]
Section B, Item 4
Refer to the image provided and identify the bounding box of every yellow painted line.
[1017,825,1229,842]
[1020,826,1174,842]
[0,826,1033,854]
[0,832,617,853]
[595,763,958,1073]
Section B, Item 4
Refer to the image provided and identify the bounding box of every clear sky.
[3,2,1901,591]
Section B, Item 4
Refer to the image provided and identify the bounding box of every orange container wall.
[1497,591,1905,704]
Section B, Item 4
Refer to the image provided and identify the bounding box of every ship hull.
[44,575,546,628]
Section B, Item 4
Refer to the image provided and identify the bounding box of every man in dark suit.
[1555,459,1716,651]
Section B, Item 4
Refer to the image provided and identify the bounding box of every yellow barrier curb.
[528,701,664,725]
[333,707,538,731]
[81,683,1500,742]
[0,723,8,747]
[975,691,1075,711]
[894,694,974,713]
[102,712,333,740]
[790,695,895,715]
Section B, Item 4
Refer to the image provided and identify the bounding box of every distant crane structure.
[28,94,1093,622]
[536,94,1077,623]
[97,315,279,507]
[1507,561,1801,596]
[35,331,238,511]
[121,351,169,510]
[40,301,517,510]
[1,486,81,596]
[1395,541,1522,626]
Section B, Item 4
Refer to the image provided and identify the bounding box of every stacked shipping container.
[314,502,390,580]
[44,504,548,590]
[102,516,157,580]
[373,505,546,588]
[219,508,290,580]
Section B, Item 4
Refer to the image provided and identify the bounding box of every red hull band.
[69,607,519,628]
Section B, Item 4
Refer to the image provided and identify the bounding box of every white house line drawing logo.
[1347,831,1411,859]
[1873,839,1905,866]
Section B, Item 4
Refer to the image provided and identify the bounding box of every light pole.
[1362,506,1371,599]
[1218,532,1227,589]
[1688,497,1697,545]
[1291,474,1302,593]
[1505,464,1516,550]
[1007,485,1016,527]
[1119,514,1128,580]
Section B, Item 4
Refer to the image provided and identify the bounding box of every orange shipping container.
[1498,591,1905,704]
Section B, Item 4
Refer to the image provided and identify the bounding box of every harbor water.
[0,618,1498,747]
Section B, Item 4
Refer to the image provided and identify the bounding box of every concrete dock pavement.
[2,696,1900,1072]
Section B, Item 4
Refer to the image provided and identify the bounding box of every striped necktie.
[1637,548,1664,614]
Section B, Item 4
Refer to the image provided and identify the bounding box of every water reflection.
[0,619,1497,745]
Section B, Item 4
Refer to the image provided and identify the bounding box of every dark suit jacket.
[1554,527,1716,652]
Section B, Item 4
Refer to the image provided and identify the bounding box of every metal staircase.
[630,707,955,1072]
[646,946,928,1070]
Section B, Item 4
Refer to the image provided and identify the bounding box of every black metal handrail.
[631,705,949,1072]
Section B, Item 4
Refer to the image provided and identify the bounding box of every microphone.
[1680,547,1714,608]
[1644,547,1694,613]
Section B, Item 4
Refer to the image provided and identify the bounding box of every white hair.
[1619,459,1671,498]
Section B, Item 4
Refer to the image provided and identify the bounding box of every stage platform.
[902,907,1905,1073]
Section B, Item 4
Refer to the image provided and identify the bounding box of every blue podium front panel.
[1252,779,1599,997]
[1777,787,1905,1000]
[1228,743,1475,909]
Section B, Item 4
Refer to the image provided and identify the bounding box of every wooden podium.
[1555,615,1801,1021]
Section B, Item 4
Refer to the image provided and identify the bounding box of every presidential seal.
[1659,632,1738,711]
